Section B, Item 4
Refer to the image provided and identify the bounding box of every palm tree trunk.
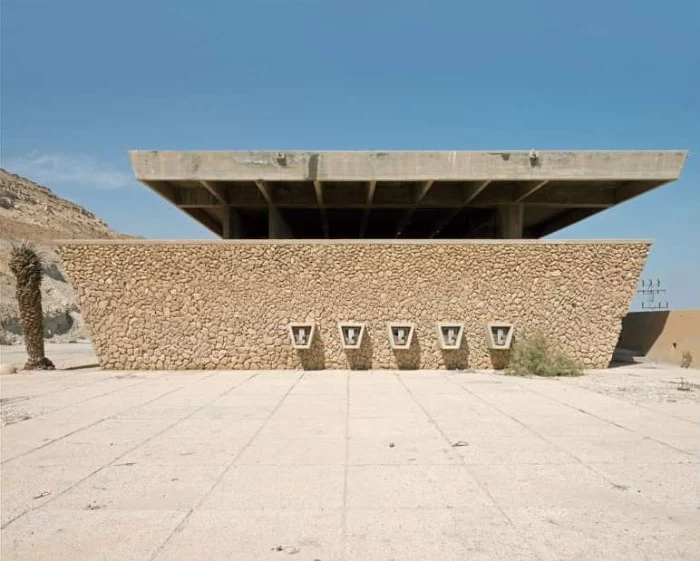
[16,279,54,369]
[10,241,55,371]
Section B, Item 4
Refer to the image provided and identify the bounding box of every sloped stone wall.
[58,240,649,370]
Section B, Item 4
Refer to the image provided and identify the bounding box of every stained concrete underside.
[129,150,687,239]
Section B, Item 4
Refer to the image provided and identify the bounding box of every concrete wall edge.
[57,238,654,247]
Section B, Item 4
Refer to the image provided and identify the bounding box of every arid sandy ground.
[1,351,698,560]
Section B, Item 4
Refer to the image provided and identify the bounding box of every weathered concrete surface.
[1,364,698,560]
[128,150,688,238]
[58,240,648,371]
[130,150,687,182]
[620,309,700,368]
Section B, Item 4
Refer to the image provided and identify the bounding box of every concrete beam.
[131,150,688,182]
[429,207,463,238]
[142,180,176,202]
[534,208,598,237]
[498,204,524,239]
[200,181,229,204]
[255,180,293,239]
[515,180,548,202]
[472,187,618,207]
[269,209,294,239]
[222,208,243,239]
[254,180,275,206]
[395,180,434,237]
[359,180,376,238]
[416,180,436,202]
[313,180,330,239]
[613,180,665,204]
[464,180,492,204]
[428,181,491,238]
[142,181,224,236]
[174,187,220,208]
[152,179,641,210]
[178,201,612,210]
[469,213,498,237]
[181,208,223,237]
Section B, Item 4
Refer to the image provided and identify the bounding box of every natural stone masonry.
[57,240,649,370]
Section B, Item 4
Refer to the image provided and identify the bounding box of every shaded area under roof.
[129,150,687,239]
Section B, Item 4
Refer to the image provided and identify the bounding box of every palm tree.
[9,241,55,370]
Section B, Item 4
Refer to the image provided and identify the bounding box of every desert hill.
[0,168,128,343]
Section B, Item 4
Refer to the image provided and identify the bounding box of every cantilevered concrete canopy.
[129,150,687,239]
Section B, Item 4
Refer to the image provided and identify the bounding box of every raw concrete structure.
[128,150,686,240]
[619,309,700,368]
[58,150,687,370]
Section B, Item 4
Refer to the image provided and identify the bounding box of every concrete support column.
[268,209,294,239]
[222,208,243,239]
[498,204,524,239]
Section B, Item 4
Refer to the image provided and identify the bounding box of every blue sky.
[1,0,698,308]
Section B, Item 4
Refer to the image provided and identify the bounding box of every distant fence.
[619,309,700,368]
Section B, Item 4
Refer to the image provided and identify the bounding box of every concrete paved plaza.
[1,360,698,560]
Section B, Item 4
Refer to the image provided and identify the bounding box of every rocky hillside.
[0,168,127,344]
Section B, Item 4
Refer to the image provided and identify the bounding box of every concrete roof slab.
[130,150,687,182]
[127,150,688,239]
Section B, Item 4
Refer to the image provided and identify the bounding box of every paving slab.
[1,363,699,560]
[204,394,282,418]
[346,465,493,509]
[345,508,538,561]
[349,415,438,438]
[468,463,626,508]
[116,431,249,467]
[652,434,700,455]
[349,396,425,418]
[1,509,187,561]
[155,509,343,561]
[1,463,103,527]
[258,416,346,439]
[503,503,700,561]
[274,393,347,418]
[586,462,700,508]
[347,435,461,465]
[450,435,579,465]
[46,463,224,511]
[288,370,348,395]
[201,464,345,510]
[547,434,695,464]
[238,437,346,465]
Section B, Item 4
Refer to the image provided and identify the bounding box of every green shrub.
[506,333,583,377]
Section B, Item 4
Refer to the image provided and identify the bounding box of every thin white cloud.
[2,152,132,189]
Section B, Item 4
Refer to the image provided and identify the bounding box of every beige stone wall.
[58,240,649,370]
